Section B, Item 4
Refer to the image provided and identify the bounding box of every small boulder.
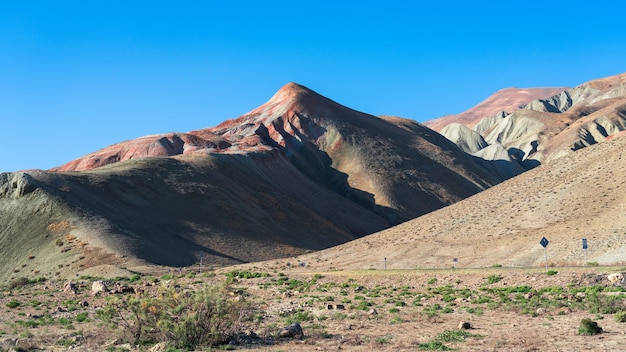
[607,273,624,284]
[279,322,304,339]
[63,281,78,294]
[91,280,108,295]
[367,308,378,315]
[458,321,471,329]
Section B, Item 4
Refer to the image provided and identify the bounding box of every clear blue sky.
[1,1,625,172]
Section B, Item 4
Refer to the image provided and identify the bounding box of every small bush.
[546,270,558,276]
[578,318,602,335]
[98,282,256,349]
[8,277,30,289]
[486,275,503,285]
[417,340,453,350]
[7,299,21,309]
[615,311,626,323]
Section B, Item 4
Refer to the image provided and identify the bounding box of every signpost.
[452,257,458,269]
[582,238,588,265]
[384,257,387,270]
[539,237,549,271]
[200,251,204,267]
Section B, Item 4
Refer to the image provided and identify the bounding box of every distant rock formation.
[425,87,567,132]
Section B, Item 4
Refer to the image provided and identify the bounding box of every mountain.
[425,87,567,132]
[437,73,626,173]
[0,83,509,283]
[265,129,626,270]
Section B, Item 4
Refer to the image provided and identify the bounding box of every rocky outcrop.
[0,172,39,198]
[440,123,488,153]
[425,87,566,132]
[436,72,626,167]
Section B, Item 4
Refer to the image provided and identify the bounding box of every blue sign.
[582,238,588,250]
[540,237,549,248]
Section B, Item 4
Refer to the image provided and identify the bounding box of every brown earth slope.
[274,133,626,271]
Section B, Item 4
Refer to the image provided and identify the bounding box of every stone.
[91,280,108,295]
[458,321,472,329]
[607,273,624,284]
[367,308,378,315]
[536,308,547,315]
[279,322,304,339]
[63,281,78,294]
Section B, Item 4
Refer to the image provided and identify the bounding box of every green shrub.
[486,275,502,285]
[6,299,20,309]
[614,310,626,323]
[98,282,255,349]
[578,318,602,335]
[418,341,453,350]
[546,270,558,276]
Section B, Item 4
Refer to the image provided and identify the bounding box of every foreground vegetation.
[1,267,626,351]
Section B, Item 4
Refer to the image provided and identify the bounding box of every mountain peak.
[265,82,325,107]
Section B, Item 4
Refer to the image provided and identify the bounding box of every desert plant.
[578,318,602,335]
[486,275,503,285]
[6,299,21,309]
[614,310,626,323]
[98,281,255,349]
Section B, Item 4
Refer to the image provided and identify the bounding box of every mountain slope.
[0,83,510,283]
[281,133,626,270]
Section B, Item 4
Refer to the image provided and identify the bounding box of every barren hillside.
[279,133,626,270]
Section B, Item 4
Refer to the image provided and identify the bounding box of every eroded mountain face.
[437,73,626,169]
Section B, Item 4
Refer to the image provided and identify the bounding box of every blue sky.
[1,1,625,172]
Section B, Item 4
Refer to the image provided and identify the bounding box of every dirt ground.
[1,265,626,351]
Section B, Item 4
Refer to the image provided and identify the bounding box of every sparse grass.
[6,299,21,309]
[578,318,602,335]
[486,275,503,285]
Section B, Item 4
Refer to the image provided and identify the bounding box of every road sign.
[582,238,588,249]
[540,237,549,248]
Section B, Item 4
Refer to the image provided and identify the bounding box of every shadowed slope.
[280,133,626,270]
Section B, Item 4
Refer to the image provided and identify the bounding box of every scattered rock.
[555,307,572,315]
[150,342,169,352]
[80,300,89,307]
[536,308,547,315]
[279,322,304,339]
[607,273,625,284]
[110,282,133,294]
[367,308,378,315]
[458,321,472,329]
[91,280,108,295]
[63,281,78,294]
